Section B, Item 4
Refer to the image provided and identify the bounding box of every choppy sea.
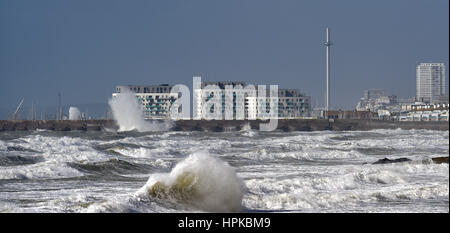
[0,128,448,212]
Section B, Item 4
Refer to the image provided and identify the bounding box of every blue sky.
[0,0,448,115]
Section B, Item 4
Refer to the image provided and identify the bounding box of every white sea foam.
[0,160,84,180]
[242,130,257,137]
[0,129,447,213]
[138,152,245,212]
[0,139,6,151]
[238,148,361,161]
[242,162,449,212]
[241,122,251,131]
[0,135,109,180]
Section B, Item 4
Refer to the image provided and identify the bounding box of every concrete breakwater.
[0,120,115,131]
[0,119,448,132]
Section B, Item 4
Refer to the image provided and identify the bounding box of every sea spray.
[69,107,81,120]
[240,122,257,137]
[108,89,172,132]
[141,152,245,212]
[240,122,252,131]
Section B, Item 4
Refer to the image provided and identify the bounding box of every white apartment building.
[194,81,311,120]
[114,82,311,120]
[416,63,446,103]
[194,81,250,119]
[113,85,179,119]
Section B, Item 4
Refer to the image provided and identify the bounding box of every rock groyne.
[0,119,448,132]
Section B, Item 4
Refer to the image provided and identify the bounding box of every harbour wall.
[0,119,448,132]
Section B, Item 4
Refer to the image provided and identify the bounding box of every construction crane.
[9,98,24,120]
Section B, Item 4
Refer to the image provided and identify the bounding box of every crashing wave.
[140,152,245,212]
[108,89,173,132]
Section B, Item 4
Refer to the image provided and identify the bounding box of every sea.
[0,128,448,213]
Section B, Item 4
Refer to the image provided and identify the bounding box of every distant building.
[397,103,449,121]
[113,85,179,119]
[113,82,310,120]
[246,89,311,119]
[326,110,378,120]
[416,63,446,103]
[356,89,398,112]
[432,94,449,104]
[311,107,326,119]
[194,81,247,119]
[396,97,416,106]
[277,89,311,118]
[194,81,311,119]
[363,89,385,100]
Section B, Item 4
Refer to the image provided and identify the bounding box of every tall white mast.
[324,27,333,115]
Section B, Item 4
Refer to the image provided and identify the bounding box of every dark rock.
[324,125,333,131]
[372,157,412,164]
[280,125,291,132]
[296,125,313,131]
[431,157,449,164]
[171,125,183,131]
[191,125,203,131]
[212,125,225,132]
[59,126,71,131]
[86,125,101,131]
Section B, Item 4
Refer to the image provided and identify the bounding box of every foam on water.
[0,139,6,151]
[240,122,252,131]
[0,160,84,180]
[138,152,245,212]
[0,129,447,212]
[0,135,109,180]
[242,162,449,212]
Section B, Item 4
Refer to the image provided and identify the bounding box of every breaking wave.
[139,152,245,212]
[243,162,449,211]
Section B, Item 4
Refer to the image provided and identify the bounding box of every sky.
[0,0,448,117]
